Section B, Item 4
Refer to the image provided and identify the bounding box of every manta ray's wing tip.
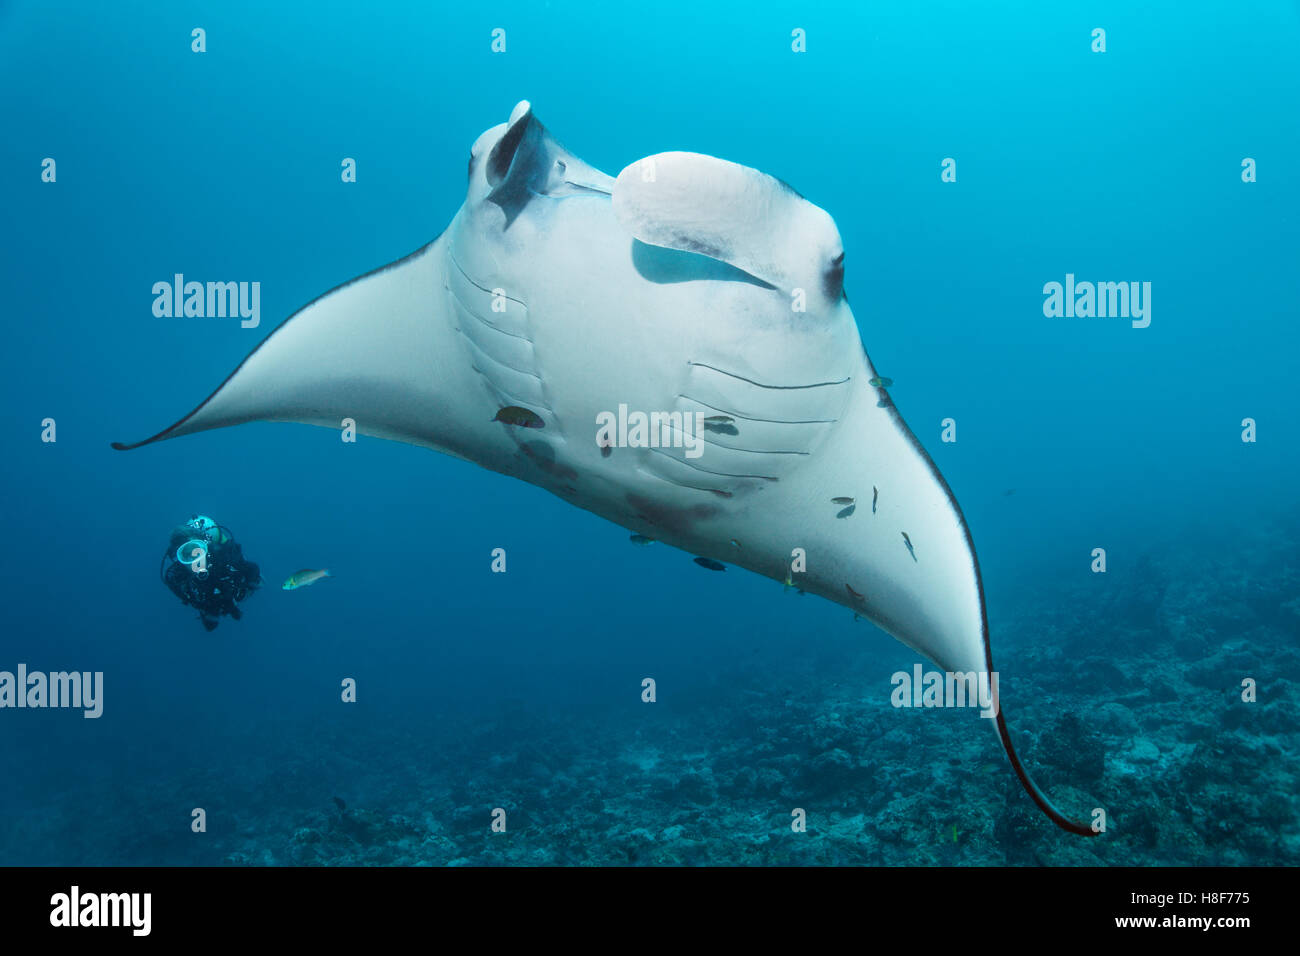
[110,436,156,451]
[110,420,189,451]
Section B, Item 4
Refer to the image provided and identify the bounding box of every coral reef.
[4,518,1296,867]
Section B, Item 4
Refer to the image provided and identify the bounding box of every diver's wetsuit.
[162,531,261,631]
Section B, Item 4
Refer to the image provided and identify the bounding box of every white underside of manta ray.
[115,100,1096,836]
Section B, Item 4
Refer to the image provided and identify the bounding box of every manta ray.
[115,101,1095,836]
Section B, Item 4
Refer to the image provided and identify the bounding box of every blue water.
[2,0,1297,865]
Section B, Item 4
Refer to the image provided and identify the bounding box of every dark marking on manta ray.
[845,583,866,603]
[521,441,578,482]
[626,493,718,537]
[693,557,726,571]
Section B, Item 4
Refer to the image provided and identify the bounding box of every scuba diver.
[161,515,262,631]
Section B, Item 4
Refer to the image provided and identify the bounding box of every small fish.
[901,532,917,562]
[702,415,739,436]
[629,534,655,546]
[783,571,794,591]
[729,539,740,549]
[333,796,347,813]
[836,504,856,519]
[491,405,545,428]
[869,376,894,388]
[283,568,332,590]
[845,583,866,603]
[831,496,855,505]
[872,486,878,513]
[693,557,726,571]
[600,443,612,458]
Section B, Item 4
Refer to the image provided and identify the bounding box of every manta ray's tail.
[975,597,1097,835]
[992,710,1098,837]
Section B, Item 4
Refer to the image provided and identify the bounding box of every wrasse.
[283,568,332,590]
[702,415,739,435]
